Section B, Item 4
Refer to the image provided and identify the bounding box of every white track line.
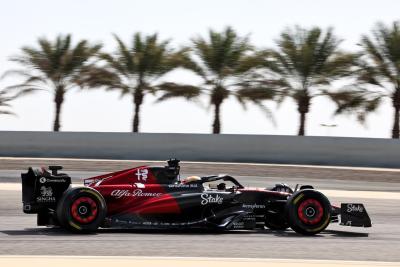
[321,190,400,200]
[0,183,21,191]
[2,157,400,172]
[0,256,398,267]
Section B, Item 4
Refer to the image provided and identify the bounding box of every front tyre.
[56,187,106,233]
[285,189,331,235]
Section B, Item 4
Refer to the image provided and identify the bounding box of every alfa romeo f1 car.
[21,159,371,235]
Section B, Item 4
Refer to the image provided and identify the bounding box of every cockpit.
[156,159,245,192]
[182,174,244,192]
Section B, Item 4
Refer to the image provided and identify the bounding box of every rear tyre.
[285,189,331,235]
[56,187,106,233]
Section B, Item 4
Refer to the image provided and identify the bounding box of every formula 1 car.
[21,159,371,235]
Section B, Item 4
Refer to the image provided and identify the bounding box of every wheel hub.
[78,206,88,215]
[305,206,316,217]
[297,198,323,225]
[71,197,98,224]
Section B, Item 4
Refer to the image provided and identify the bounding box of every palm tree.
[265,26,356,136]
[158,27,277,134]
[79,33,185,132]
[4,35,101,131]
[325,22,400,139]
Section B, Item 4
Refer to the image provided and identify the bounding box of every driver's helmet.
[182,176,201,184]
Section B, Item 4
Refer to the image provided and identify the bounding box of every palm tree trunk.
[392,89,400,139]
[298,112,306,136]
[133,103,141,133]
[392,107,400,139]
[132,88,144,133]
[212,102,222,134]
[297,92,310,136]
[53,87,64,132]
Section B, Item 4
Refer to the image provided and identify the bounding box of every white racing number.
[135,168,149,182]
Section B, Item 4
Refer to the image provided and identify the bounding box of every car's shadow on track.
[1,227,369,238]
[1,228,77,236]
[264,229,369,238]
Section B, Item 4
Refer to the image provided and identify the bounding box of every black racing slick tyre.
[56,187,106,233]
[285,189,331,235]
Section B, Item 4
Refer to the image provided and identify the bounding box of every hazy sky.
[1,0,400,137]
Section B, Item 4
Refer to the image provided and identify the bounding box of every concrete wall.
[0,131,399,168]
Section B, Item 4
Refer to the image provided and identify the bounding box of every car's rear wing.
[21,166,71,214]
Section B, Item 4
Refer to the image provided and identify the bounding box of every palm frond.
[0,87,34,117]
[235,90,277,125]
[191,26,253,79]
[76,65,129,91]
[324,88,384,123]
[0,110,16,116]
[156,82,202,102]
[4,84,45,94]
[113,34,136,73]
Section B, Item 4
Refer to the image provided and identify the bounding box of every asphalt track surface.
[0,159,400,262]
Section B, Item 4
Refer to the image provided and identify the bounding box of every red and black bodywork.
[21,159,372,235]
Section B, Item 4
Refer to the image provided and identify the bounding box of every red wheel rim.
[71,197,98,224]
[297,198,324,225]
